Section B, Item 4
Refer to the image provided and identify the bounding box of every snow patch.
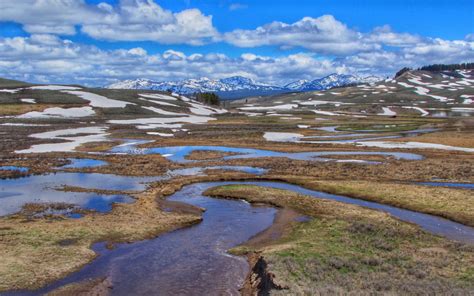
[138,97,178,107]
[312,110,339,116]
[402,106,429,116]
[0,89,20,93]
[64,91,133,108]
[147,132,174,137]
[139,93,177,101]
[0,123,50,127]
[143,106,186,116]
[20,98,36,104]
[18,106,95,118]
[29,85,81,90]
[377,107,396,116]
[109,115,215,130]
[357,141,474,152]
[239,104,297,111]
[263,132,303,142]
[16,126,110,153]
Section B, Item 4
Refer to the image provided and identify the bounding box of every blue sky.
[0,0,472,85]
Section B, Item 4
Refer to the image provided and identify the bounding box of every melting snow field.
[29,85,81,91]
[147,132,175,137]
[143,106,186,116]
[239,104,297,111]
[402,106,429,116]
[312,110,339,116]
[461,95,474,104]
[188,102,225,115]
[1,123,50,127]
[20,98,36,104]
[18,106,95,118]
[109,115,215,130]
[262,128,473,153]
[378,107,397,116]
[139,93,177,101]
[0,89,20,93]
[357,141,474,152]
[263,132,304,142]
[139,97,178,107]
[63,91,133,108]
[16,126,110,153]
[139,94,227,116]
[396,74,470,102]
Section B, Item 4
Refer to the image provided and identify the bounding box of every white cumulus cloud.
[0,0,218,45]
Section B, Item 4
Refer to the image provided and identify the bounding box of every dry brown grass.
[274,176,474,226]
[185,150,241,161]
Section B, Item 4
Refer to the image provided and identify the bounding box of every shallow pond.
[0,172,155,216]
[59,158,108,169]
[0,166,29,173]
[0,166,267,216]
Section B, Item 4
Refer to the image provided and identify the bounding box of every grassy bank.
[206,184,474,294]
[0,194,200,292]
[274,176,474,227]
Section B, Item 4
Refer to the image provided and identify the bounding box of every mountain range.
[107,74,382,99]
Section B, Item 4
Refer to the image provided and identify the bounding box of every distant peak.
[220,76,254,85]
[106,73,382,94]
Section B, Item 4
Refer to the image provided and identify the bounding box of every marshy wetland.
[1,71,474,295]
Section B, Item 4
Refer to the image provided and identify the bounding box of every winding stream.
[110,144,423,163]
[6,180,474,295]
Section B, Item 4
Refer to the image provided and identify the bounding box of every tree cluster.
[395,67,412,77]
[417,63,474,72]
[194,92,220,106]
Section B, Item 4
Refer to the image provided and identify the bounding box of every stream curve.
[4,180,474,295]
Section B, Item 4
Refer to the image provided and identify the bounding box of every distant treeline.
[395,67,411,78]
[418,63,474,72]
[395,63,474,78]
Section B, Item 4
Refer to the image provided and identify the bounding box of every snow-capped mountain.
[107,74,382,98]
[285,74,381,91]
[284,79,309,90]
[107,76,283,93]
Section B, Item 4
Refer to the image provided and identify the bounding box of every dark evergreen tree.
[195,92,220,106]
[395,67,411,77]
[418,63,474,71]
